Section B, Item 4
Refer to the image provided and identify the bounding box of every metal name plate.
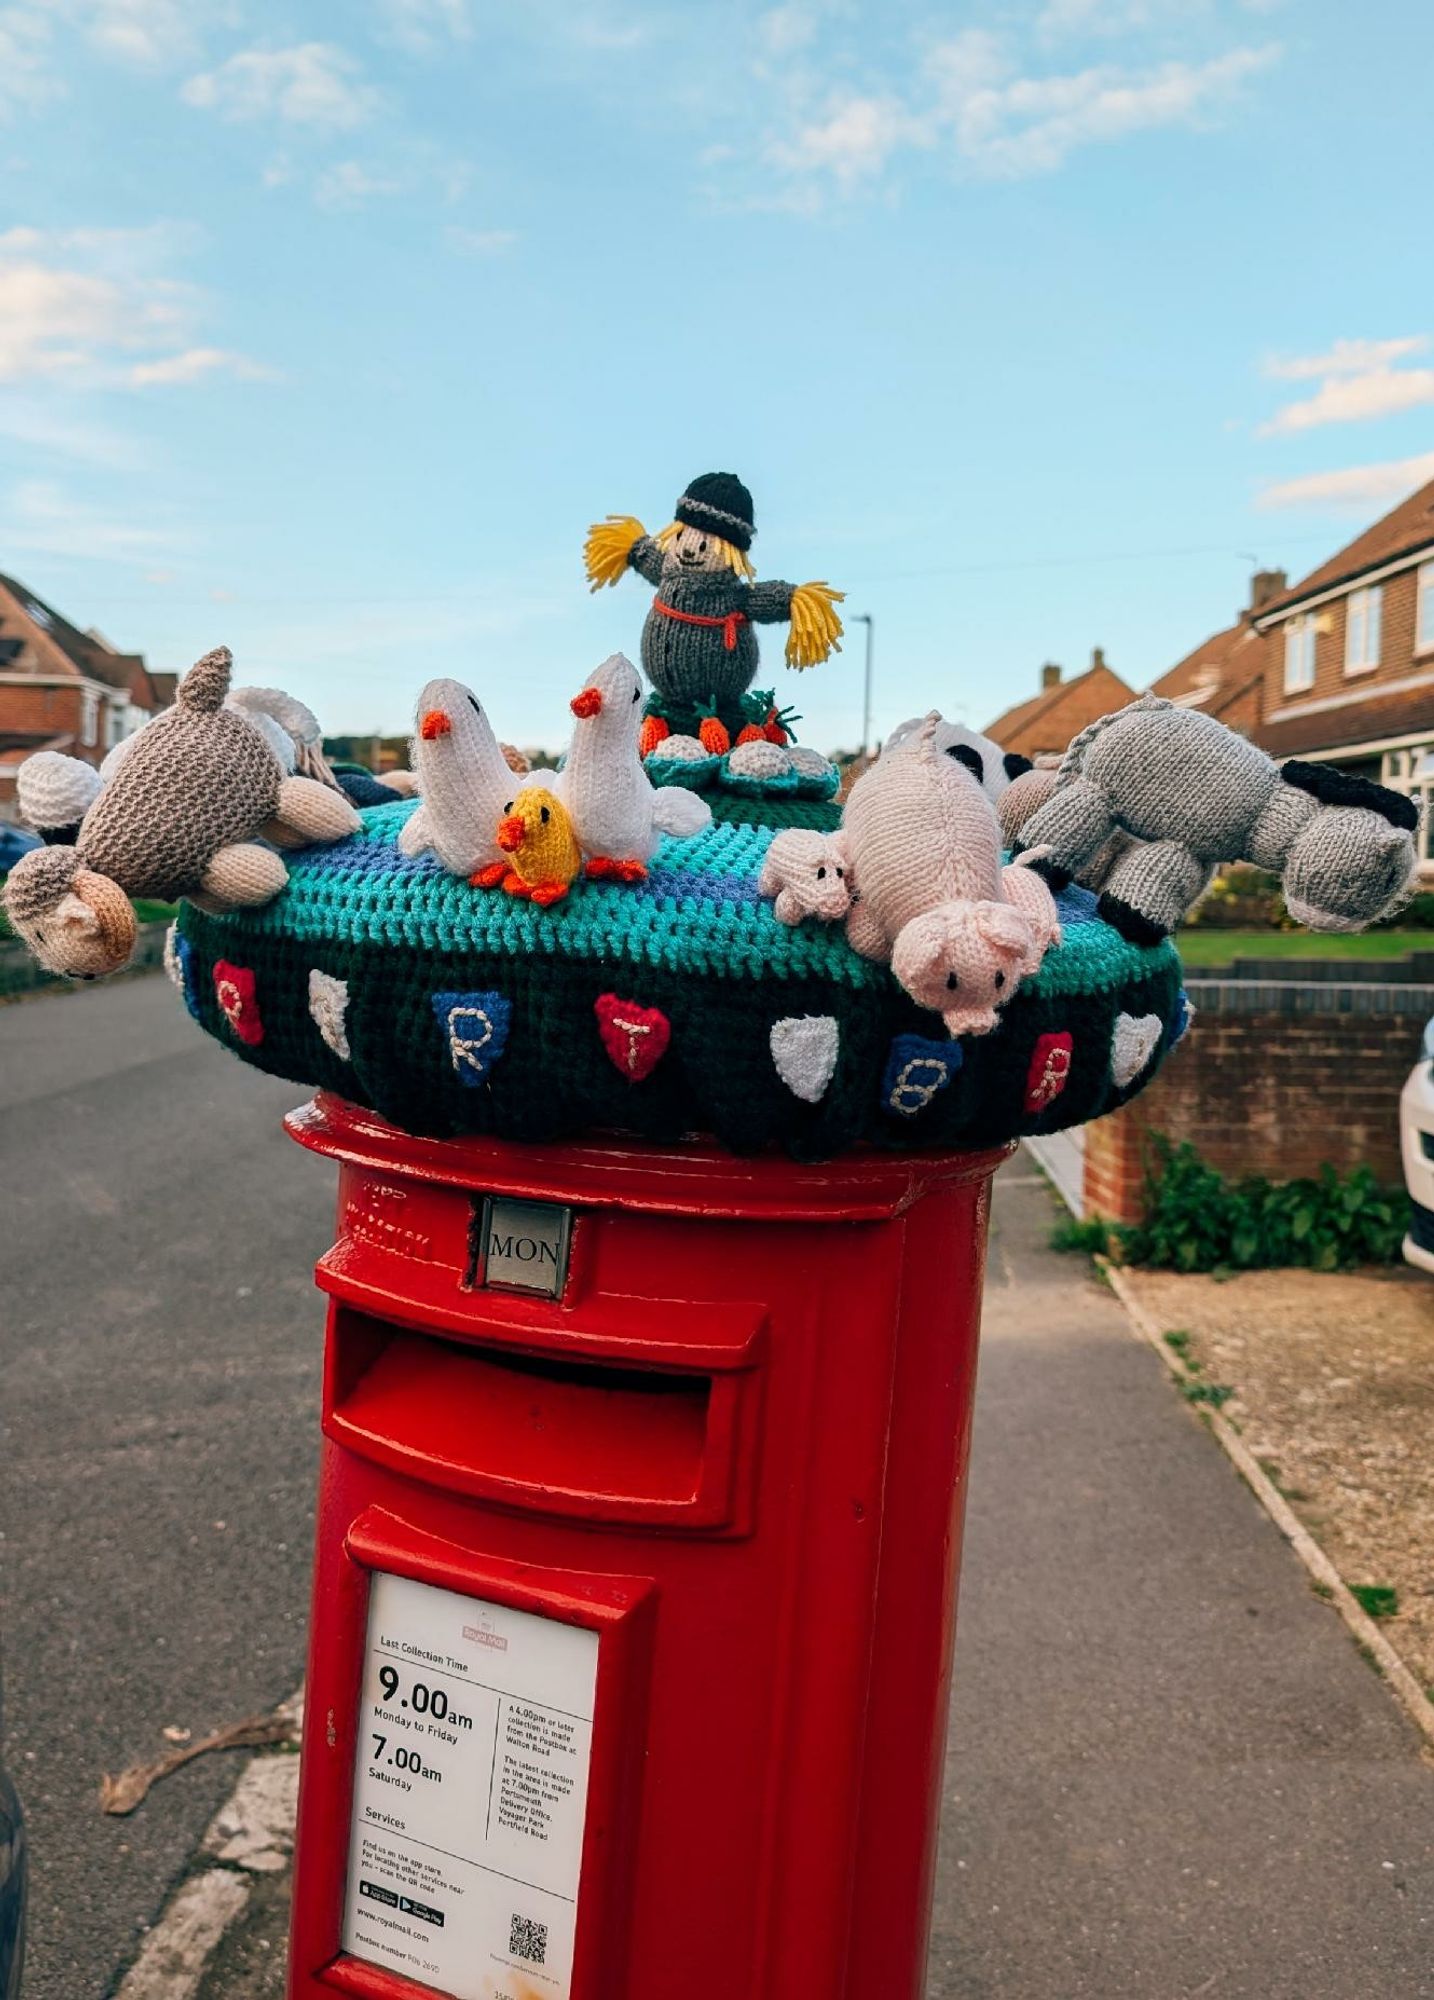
[477,1197,572,1297]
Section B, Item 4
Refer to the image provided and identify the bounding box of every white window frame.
[1283,614,1317,694]
[79,686,99,747]
[1344,584,1382,676]
[1418,562,1434,656]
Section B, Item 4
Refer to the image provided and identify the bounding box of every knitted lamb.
[583,472,844,755]
[4,646,358,979]
[1014,694,1419,943]
[842,715,1061,1037]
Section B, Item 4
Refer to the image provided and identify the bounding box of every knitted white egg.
[654,733,709,762]
[787,746,836,780]
[728,739,793,779]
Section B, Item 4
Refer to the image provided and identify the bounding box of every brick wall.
[1264,562,1424,714]
[1084,984,1429,1223]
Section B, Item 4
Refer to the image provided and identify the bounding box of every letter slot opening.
[327,1308,738,1524]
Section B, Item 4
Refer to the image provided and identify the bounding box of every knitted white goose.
[558,652,711,880]
[399,677,516,884]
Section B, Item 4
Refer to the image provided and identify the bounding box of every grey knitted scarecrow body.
[626,538,796,717]
[1016,693,1419,942]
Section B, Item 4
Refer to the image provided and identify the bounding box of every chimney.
[1090,646,1106,672]
[1249,568,1287,614]
[1040,662,1062,691]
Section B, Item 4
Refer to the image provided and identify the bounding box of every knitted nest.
[172,798,1187,1162]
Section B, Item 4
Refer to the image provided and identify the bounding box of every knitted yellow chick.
[491,788,581,908]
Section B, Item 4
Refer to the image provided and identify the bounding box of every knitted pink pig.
[758,828,853,925]
[842,714,1061,1036]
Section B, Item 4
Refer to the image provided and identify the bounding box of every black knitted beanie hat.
[675,473,756,552]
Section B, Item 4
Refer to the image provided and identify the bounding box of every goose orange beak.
[570,687,602,719]
[496,814,525,853]
[419,709,451,740]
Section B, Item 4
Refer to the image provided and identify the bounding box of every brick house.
[985,648,1135,759]
[0,573,175,821]
[1145,570,1283,736]
[1247,476,1434,859]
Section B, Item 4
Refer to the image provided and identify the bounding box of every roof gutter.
[1254,539,1434,630]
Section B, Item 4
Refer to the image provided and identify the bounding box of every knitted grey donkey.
[3,646,359,980]
[1014,694,1418,944]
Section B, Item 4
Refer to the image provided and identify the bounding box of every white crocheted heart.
[770,1015,839,1103]
[308,968,351,1062]
[1111,1011,1161,1088]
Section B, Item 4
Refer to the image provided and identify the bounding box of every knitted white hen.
[399,677,516,884]
[559,653,711,880]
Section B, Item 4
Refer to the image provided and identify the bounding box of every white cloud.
[1,478,180,560]
[0,6,57,118]
[757,5,817,58]
[375,0,471,53]
[77,0,227,68]
[129,345,275,386]
[1258,452,1434,511]
[443,225,518,254]
[314,159,405,207]
[1265,335,1429,382]
[1259,365,1434,436]
[771,29,1280,192]
[181,43,380,130]
[0,224,269,388]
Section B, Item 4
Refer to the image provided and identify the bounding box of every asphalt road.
[930,1173,1434,1998]
[0,975,333,1999]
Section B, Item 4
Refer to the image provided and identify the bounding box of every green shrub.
[1120,1137,1407,1273]
[1186,864,1434,935]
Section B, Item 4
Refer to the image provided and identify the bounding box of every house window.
[1283,615,1317,694]
[1418,563,1434,654]
[1344,585,1382,674]
[79,687,99,747]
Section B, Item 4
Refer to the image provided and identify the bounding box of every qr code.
[509,1913,548,1965]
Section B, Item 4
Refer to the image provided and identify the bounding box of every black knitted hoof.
[1017,853,1072,893]
[1097,893,1169,948]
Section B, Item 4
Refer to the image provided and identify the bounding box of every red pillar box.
[286,1091,1007,2000]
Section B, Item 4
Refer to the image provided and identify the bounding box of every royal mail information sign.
[342,1569,599,1999]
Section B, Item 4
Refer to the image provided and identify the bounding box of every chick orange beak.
[570,687,603,719]
[419,709,451,740]
[496,814,524,853]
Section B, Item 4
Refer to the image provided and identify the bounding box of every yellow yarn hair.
[786,581,845,669]
[655,519,756,580]
[584,515,646,591]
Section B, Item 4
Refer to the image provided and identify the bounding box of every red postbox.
[285,1091,1007,2000]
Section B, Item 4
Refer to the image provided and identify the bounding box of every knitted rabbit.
[3,646,358,979]
[1015,694,1419,942]
[841,714,1060,1037]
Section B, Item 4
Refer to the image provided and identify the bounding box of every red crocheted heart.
[214,958,263,1047]
[1025,1030,1072,1113]
[595,994,671,1083]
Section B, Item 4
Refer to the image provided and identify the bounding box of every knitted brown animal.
[4,646,359,979]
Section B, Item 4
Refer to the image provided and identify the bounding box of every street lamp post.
[853,613,874,758]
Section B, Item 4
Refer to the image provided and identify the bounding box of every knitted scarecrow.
[583,472,844,757]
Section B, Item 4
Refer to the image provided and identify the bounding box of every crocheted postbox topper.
[583,472,845,757]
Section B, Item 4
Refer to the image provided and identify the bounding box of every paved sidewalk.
[929,1170,1434,1999]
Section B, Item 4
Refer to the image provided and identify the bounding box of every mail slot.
[284,1091,1007,2000]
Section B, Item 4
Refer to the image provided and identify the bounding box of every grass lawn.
[1177,928,1434,966]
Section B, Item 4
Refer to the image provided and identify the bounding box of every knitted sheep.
[758,829,854,925]
[841,714,1061,1037]
[583,472,844,754]
[1015,694,1419,943]
[3,646,359,979]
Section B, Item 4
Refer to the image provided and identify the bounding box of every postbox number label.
[473,1196,572,1297]
[342,1569,599,1999]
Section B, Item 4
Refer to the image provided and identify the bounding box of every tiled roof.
[1150,621,1244,703]
[1256,682,1434,760]
[0,572,162,705]
[985,662,1137,758]
[1259,476,1434,617]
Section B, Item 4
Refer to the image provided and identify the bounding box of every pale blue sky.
[2,0,1431,750]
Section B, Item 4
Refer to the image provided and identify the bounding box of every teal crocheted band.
[173,798,1185,1160]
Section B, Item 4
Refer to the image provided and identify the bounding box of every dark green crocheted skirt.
[171,797,1186,1162]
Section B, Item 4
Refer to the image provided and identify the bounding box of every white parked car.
[1399,1018,1434,1272]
